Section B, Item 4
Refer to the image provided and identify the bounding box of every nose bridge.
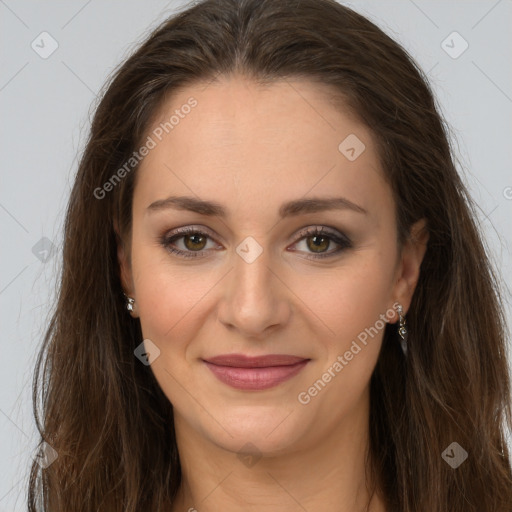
[219,235,289,336]
[234,237,273,300]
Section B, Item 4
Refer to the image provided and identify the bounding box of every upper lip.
[203,354,309,368]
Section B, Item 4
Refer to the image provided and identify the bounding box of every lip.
[203,354,310,390]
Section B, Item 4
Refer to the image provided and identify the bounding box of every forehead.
[134,75,390,223]
[149,75,365,156]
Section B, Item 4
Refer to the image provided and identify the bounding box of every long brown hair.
[28,0,512,510]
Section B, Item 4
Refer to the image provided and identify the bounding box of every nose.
[216,242,291,339]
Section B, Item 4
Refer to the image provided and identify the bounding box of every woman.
[28,0,512,510]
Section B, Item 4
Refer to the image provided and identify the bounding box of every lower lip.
[203,360,309,390]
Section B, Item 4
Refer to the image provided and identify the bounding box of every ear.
[390,218,429,321]
[114,220,138,318]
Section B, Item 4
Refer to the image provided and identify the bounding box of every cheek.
[134,263,213,350]
[293,266,393,416]
[132,260,218,404]
[130,240,235,381]
[298,256,394,343]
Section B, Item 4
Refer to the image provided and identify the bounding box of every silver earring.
[124,293,135,313]
[396,303,408,355]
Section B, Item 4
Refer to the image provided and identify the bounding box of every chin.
[202,404,311,456]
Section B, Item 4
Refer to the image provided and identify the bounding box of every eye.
[160,226,220,259]
[288,226,352,259]
[159,225,352,259]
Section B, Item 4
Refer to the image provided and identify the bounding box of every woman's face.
[119,75,427,455]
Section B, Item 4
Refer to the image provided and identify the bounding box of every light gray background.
[1,1,511,510]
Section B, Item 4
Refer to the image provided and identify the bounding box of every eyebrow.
[146,195,368,218]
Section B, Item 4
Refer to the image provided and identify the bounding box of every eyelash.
[159,225,352,260]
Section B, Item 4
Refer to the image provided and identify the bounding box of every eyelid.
[163,224,347,243]
[168,224,218,239]
[292,225,346,242]
[160,224,351,259]
[287,225,352,259]
[162,225,223,253]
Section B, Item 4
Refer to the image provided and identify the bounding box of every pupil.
[186,234,205,250]
[309,235,328,252]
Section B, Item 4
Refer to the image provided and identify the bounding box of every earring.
[396,303,408,355]
[123,293,135,313]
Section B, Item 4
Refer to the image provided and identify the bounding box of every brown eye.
[290,226,352,260]
[306,234,331,253]
[161,227,219,259]
[183,232,208,251]
[161,225,351,260]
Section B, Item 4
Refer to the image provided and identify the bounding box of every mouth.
[202,354,310,390]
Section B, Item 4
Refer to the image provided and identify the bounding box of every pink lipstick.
[203,354,310,390]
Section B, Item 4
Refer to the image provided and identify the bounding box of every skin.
[117,74,429,512]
